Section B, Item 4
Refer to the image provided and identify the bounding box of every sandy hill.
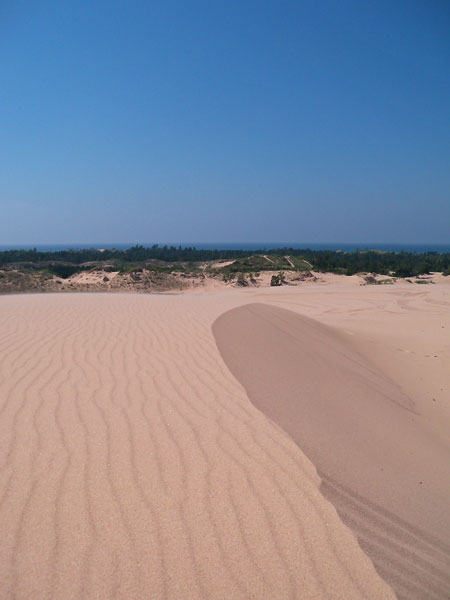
[0,281,448,599]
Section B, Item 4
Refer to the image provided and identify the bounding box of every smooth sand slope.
[213,302,450,600]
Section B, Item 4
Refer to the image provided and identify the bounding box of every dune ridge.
[213,302,450,600]
[0,292,396,599]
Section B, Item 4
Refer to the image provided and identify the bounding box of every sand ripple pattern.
[0,293,394,599]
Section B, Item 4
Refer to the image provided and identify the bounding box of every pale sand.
[213,284,450,600]
[0,283,448,598]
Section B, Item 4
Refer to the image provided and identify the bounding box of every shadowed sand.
[0,293,396,599]
[213,303,450,600]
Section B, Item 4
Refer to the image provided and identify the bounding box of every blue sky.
[1,0,449,244]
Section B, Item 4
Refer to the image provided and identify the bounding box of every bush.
[47,264,80,279]
[415,261,432,275]
[394,263,414,278]
[236,273,248,286]
[270,273,284,286]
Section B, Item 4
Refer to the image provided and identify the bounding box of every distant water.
[0,242,449,253]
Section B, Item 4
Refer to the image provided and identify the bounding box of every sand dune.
[0,292,396,599]
[213,301,450,600]
[0,284,448,598]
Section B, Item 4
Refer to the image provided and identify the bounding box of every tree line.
[0,245,448,277]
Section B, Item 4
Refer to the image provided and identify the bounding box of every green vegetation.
[236,273,248,286]
[270,272,286,286]
[309,251,448,277]
[0,246,448,284]
[208,254,310,274]
[47,264,81,279]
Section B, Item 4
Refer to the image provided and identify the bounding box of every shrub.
[236,273,248,286]
[394,263,414,278]
[270,273,283,286]
[47,264,79,279]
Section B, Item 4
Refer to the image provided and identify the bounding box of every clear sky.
[1,0,449,245]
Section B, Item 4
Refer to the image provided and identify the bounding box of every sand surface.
[214,302,450,600]
[0,283,448,599]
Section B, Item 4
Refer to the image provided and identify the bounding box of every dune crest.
[213,303,450,600]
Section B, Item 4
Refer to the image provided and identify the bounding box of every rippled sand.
[0,284,448,598]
